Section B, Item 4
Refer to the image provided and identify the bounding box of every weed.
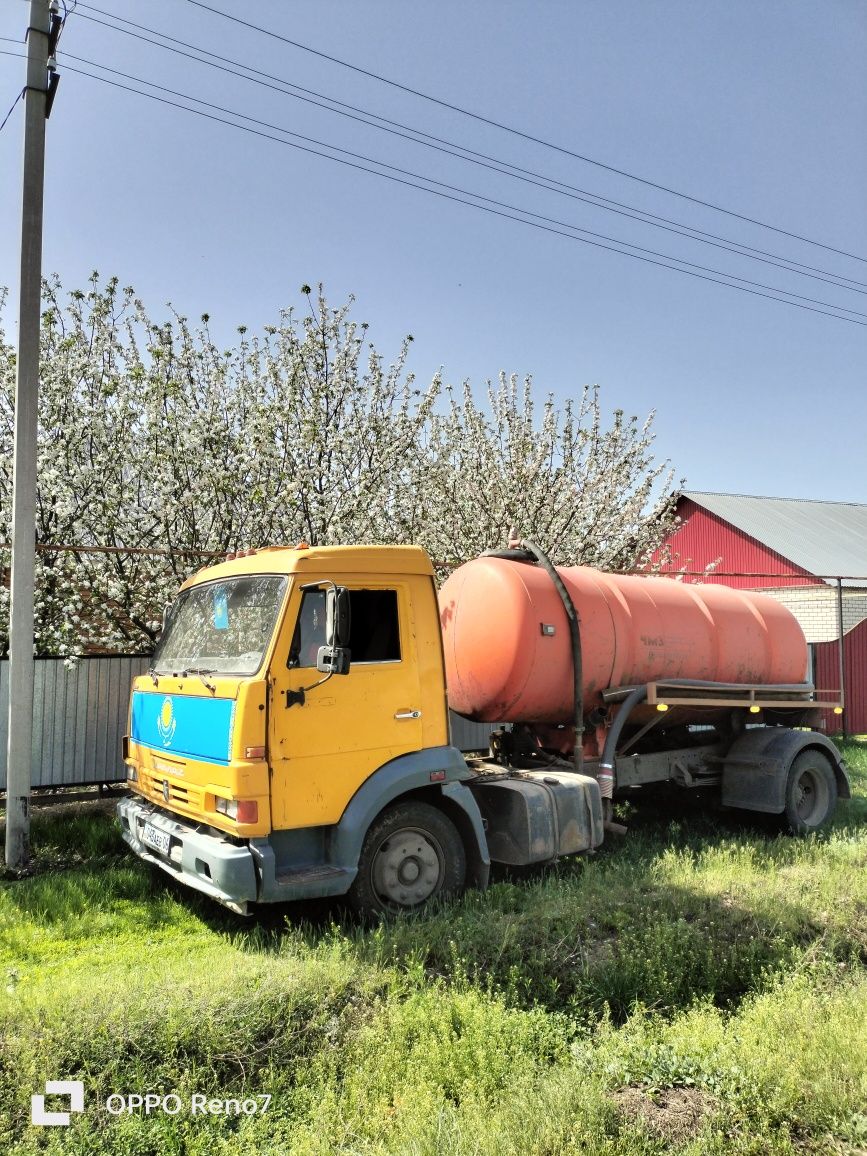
[0,740,864,1153]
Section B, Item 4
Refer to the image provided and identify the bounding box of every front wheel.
[348,801,466,918]
[783,750,838,833]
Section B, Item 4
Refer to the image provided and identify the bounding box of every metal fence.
[0,655,148,790]
[0,655,497,790]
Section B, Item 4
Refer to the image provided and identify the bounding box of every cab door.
[268,580,424,830]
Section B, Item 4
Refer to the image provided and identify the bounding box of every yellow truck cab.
[119,544,604,915]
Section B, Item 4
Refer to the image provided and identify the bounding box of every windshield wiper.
[181,667,217,694]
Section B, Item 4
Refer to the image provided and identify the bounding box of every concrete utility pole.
[4,0,54,870]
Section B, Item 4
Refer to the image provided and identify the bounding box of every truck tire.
[784,750,837,833]
[348,801,466,918]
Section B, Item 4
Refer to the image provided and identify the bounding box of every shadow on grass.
[0,863,203,936]
[218,785,867,1022]
[7,764,865,1021]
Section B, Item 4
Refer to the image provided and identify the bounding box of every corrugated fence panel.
[0,656,150,790]
[449,712,498,753]
[0,657,498,790]
[813,619,867,735]
[72,659,89,784]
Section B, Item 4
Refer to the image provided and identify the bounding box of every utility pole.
[4,0,56,870]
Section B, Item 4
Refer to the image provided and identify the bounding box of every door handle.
[394,710,422,720]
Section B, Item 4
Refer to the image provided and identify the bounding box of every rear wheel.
[784,750,837,833]
[348,801,466,918]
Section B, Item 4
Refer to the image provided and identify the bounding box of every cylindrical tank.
[439,556,808,724]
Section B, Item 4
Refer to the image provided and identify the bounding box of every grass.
[0,742,865,1153]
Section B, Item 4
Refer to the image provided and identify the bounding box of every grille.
[139,769,204,819]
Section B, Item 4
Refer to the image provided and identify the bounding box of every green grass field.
[1,741,866,1154]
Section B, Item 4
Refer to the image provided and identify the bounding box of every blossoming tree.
[0,276,679,655]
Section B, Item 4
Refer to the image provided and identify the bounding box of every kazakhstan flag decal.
[132,692,236,765]
[157,697,177,747]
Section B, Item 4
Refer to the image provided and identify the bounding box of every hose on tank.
[480,542,585,774]
[597,675,803,794]
[520,540,584,776]
[598,685,648,799]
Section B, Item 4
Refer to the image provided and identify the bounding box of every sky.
[1,0,866,504]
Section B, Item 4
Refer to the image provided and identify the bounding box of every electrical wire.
[58,52,867,320]
[180,0,867,266]
[55,58,867,327]
[0,86,23,135]
[5,32,865,321]
[71,4,867,294]
[54,0,77,51]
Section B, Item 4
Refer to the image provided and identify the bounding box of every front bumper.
[117,794,258,914]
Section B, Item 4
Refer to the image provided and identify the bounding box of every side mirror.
[326,586,351,648]
[316,645,350,675]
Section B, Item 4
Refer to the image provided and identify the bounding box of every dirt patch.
[611,1085,717,1146]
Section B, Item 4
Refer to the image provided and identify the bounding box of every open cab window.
[289,588,401,668]
[153,575,287,677]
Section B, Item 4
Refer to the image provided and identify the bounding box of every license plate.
[141,823,171,857]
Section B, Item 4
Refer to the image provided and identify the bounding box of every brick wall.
[758,584,867,643]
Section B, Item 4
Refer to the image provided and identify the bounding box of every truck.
[118,541,849,917]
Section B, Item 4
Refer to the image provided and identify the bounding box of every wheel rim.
[371,826,444,908]
[794,766,829,824]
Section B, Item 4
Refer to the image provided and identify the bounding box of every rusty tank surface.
[439,555,808,724]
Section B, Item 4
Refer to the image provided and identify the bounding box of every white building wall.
[757,584,867,643]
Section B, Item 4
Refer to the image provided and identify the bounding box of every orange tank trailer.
[439,556,807,725]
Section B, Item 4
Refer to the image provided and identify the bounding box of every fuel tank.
[439,556,808,724]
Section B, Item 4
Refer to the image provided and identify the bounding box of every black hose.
[519,540,584,775]
[598,685,648,797]
[643,678,813,693]
[600,675,814,789]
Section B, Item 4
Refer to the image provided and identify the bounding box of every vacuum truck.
[117,542,849,916]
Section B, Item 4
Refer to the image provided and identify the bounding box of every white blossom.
[0,277,681,655]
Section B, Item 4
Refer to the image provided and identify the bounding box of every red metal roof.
[657,498,817,589]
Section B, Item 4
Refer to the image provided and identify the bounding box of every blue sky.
[2,0,865,501]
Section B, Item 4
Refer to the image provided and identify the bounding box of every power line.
[57,53,867,321]
[70,5,867,295]
[0,87,24,134]
[180,0,867,267]
[56,60,867,327]
[8,35,867,320]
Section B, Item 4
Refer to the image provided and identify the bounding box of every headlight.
[214,797,258,823]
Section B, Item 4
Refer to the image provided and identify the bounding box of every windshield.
[152,575,288,676]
